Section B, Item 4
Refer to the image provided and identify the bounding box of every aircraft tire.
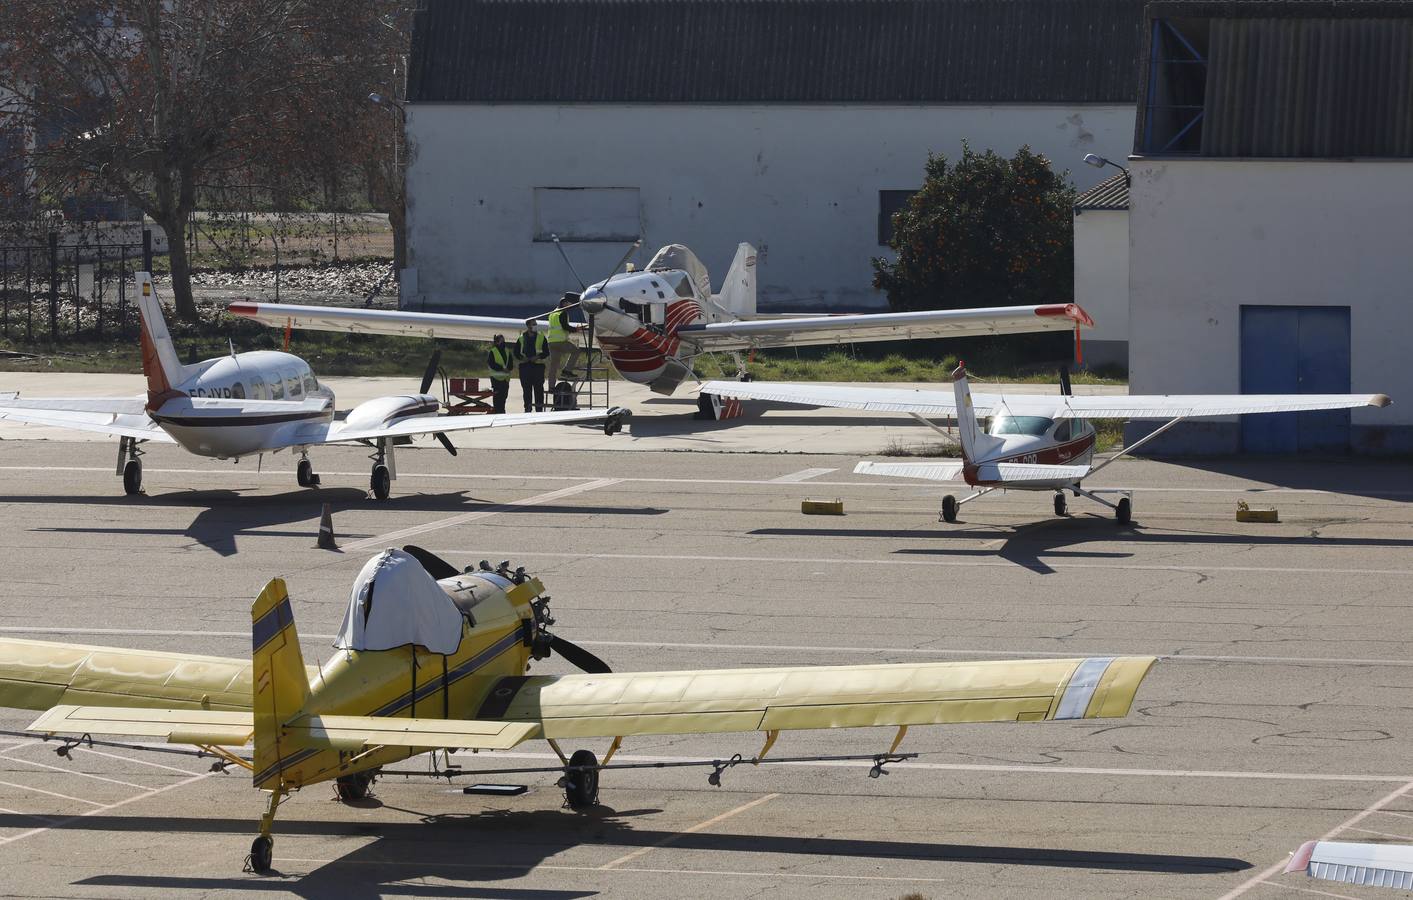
[1116,497,1132,526]
[297,459,313,488]
[941,494,958,523]
[371,464,391,502]
[564,749,600,810]
[1053,493,1067,517]
[122,459,142,495]
[248,836,273,874]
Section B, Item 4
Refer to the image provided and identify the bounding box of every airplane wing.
[477,656,1156,739]
[677,304,1093,353]
[1285,840,1413,890]
[0,396,175,442]
[316,407,619,445]
[701,381,1391,420]
[854,460,966,482]
[852,460,1090,483]
[30,705,254,746]
[227,301,531,343]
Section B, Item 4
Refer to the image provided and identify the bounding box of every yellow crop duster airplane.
[0,548,1156,874]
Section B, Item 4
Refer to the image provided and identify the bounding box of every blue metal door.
[1240,306,1351,453]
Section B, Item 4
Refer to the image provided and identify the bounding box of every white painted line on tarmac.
[1254,882,1362,899]
[72,744,202,776]
[1219,776,1413,899]
[769,467,837,483]
[1,464,1408,496]
[452,750,1413,784]
[0,770,210,848]
[0,778,105,807]
[598,792,780,869]
[431,548,1413,579]
[0,747,150,790]
[343,478,622,551]
[4,626,1412,668]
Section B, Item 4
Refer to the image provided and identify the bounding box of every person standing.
[486,334,514,414]
[545,292,583,401]
[515,318,548,412]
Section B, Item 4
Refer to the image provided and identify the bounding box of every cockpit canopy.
[645,244,711,299]
[335,549,466,654]
[988,414,1054,437]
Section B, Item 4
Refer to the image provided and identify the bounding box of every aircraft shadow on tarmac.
[1156,457,1413,503]
[31,802,1248,897]
[753,516,1413,574]
[8,488,668,557]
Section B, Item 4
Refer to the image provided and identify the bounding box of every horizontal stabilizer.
[979,462,1091,482]
[1286,840,1413,889]
[29,705,253,746]
[287,714,539,751]
[854,460,965,482]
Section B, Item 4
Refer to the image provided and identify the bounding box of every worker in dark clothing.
[487,334,513,414]
[515,318,548,412]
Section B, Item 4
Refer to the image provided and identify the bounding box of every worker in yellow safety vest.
[486,334,514,414]
[544,292,583,400]
[515,319,549,412]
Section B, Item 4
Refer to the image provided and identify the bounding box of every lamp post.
[1083,153,1130,185]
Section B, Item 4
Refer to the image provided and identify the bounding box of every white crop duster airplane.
[0,273,627,499]
[227,242,1095,399]
[702,366,1390,524]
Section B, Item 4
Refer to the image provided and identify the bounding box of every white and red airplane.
[701,365,1390,524]
[227,242,1094,402]
[0,274,627,499]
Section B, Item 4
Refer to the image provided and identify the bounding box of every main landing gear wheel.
[564,749,600,810]
[1053,492,1068,517]
[122,459,143,495]
[603,414,623,436]
[1115,497,1133,526]
[370,464,391,502]
[941,494,959,523]
[335,771,375,802]
[296,458,316,488]
[248,835,273,874]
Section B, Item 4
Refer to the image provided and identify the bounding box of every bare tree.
[0,0,401,319]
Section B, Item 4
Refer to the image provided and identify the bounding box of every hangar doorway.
[1240,305,1351,453]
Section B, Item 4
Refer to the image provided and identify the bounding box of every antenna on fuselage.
[229,338,237,358]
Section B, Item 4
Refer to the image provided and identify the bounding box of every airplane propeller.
[402,544,613,675]
[416,350,457,455]
[1058,365,1073,397]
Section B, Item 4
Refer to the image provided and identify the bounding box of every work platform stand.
[556,333,611,411]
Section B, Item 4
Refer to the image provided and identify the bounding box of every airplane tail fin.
[713,243,757,318]
[952,363,1003,464]
[251,577,312,789]
[136,272,194,409]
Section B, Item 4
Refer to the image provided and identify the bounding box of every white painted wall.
[1128,158,1413,450]
[1071,207,1129,368]
[404,103,1135,313]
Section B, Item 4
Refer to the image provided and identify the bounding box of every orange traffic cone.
[317,503,338,550]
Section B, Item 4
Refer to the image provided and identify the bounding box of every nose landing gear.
[368,440,395,501]
[296,454,320,488]
[117,436,145,495]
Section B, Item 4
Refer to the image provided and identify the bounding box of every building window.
[878,190,917,246]
[533,187,640,242]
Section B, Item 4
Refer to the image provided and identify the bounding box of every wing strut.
[1084,416,1187,478]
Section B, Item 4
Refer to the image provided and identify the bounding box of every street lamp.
[1083,153,1130,184]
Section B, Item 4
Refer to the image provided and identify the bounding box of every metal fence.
[0,230,153,343]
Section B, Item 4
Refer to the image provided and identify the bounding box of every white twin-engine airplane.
[226,242,1095,399]
[0,274,627,499]
[702,366,1390,525]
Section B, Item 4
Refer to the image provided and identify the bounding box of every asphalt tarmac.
[0,439,1411,899]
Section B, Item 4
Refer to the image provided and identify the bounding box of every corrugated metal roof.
[408,0,1147,104]
[1136,1,1413,158]
[1074,171,1129,209]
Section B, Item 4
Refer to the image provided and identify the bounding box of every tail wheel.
[1115,497,1132,526]
[248,835,273,874]
[564,749,600,810]
[1053,492,1067,517]
[122,459,143,495]
[370,464,391,501]
[297,458,313,488]
[335,771,375,802]
[941,494,958,523]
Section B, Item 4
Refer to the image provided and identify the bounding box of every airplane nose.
[580,290,607,316]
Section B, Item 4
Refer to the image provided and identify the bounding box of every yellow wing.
[29,705,254,746]
[0,637,257,712]
[476,656,1155,739]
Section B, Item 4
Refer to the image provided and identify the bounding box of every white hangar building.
[1123,0,1413,454]
[401,0,1146,314]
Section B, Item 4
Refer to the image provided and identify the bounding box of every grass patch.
[880,437,959,458]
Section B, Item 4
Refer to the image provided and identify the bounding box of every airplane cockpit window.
[303,372,318,394]
[231,382,246,400]
[250,376,266,400]
[989,414,1054,436]
[269,376,284,400]
[1053,419,1072,442]
[286,373,302,399]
